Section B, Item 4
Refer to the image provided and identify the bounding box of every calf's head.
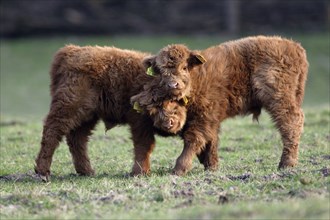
[149,99,187,134]
[131,97,187,134]
[143,44,206,100]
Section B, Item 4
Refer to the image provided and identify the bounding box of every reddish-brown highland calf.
[34,45,188,181]
[134,36,308,175]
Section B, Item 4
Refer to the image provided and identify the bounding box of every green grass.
[0,34,329,219]
[0,107,329,219]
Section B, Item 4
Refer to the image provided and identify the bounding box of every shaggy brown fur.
[134,36,308,175]
[34,45,187,181]
[140,99,188,134]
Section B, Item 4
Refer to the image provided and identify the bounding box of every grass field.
[0,34,329,219]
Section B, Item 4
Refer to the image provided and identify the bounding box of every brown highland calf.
[34,45,188,181]
[134,36,308,175]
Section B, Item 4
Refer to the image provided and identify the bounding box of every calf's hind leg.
[35,100,95,181]
[35,111,74,181]
[66,116,98,176]
[253,67,305,169]
[266,102,304,169]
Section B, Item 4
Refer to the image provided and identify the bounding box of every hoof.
[77,169,95,176]
[278,159,297,170]
[130,169,150,177]
[34,166,51,182]
[204,164,218,172]
[39,174,50,182]
[172,167,187,176]
[173,160,191,176]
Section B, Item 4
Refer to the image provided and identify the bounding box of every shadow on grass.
[0,166,207,184]
[1,162,328,184]
[0,171,42,183]
[0,168,176,183]
[0,171,128,183]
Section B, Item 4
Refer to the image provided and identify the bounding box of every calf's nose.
[168,82,178,89]
[164,119,174,129]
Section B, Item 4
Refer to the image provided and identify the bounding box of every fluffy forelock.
[158,44,190,68]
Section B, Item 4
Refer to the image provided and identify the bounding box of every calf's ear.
[143,55,156,68]
[188,52,206,69]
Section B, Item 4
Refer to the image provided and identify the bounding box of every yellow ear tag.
[146,67,155,76]
[183,96,189,106]
[133,102,143,113]
[196,54,207,63]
